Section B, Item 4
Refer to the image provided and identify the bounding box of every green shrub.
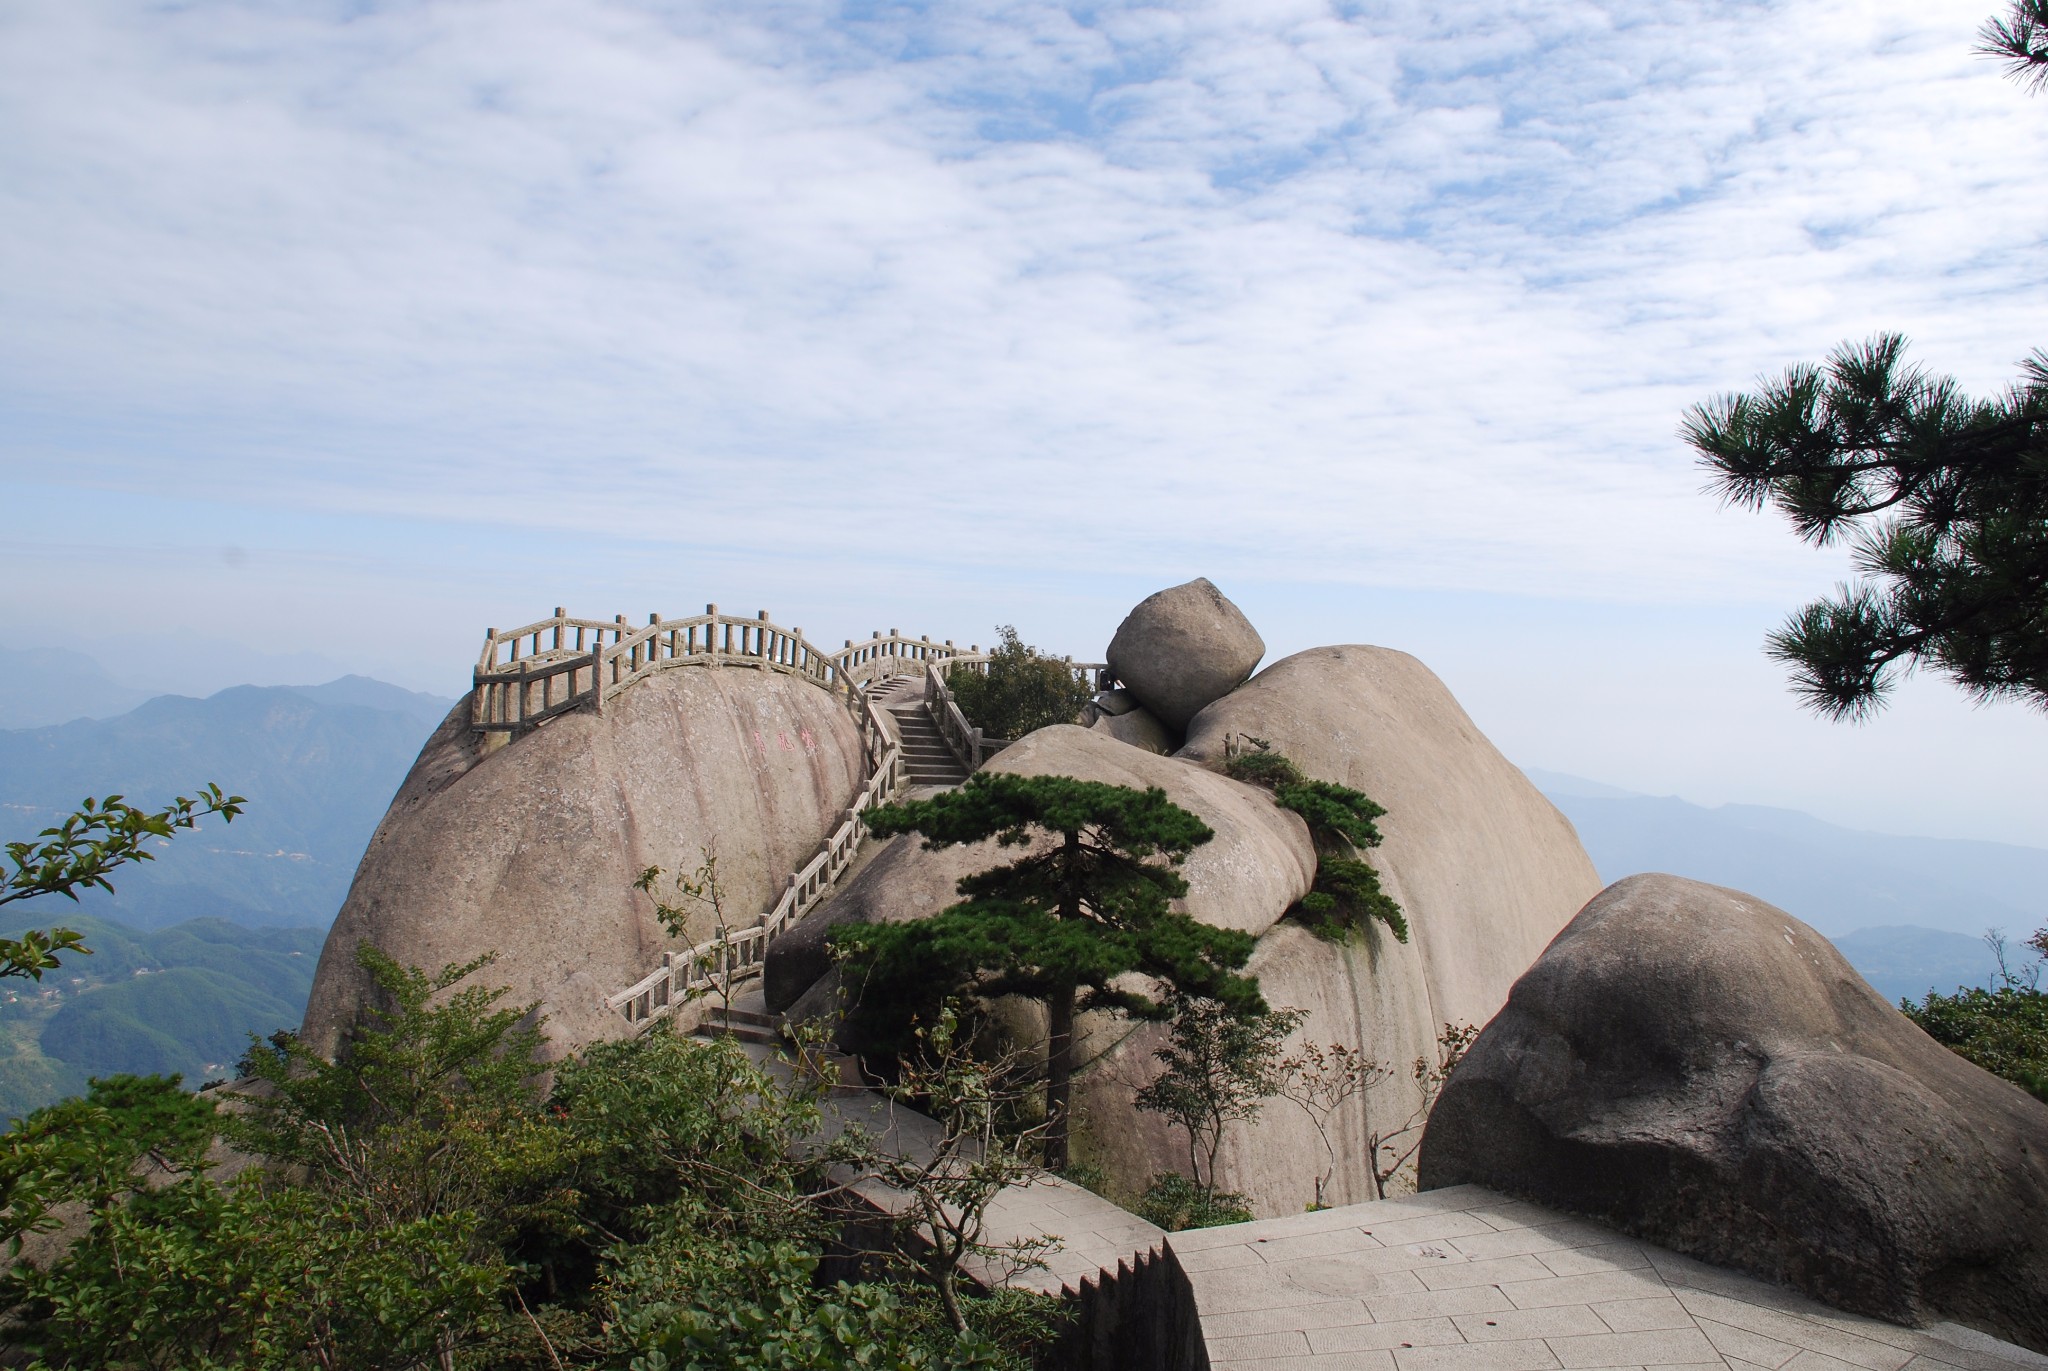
[1222,744,1409,944]
[1134,1173,1252,1231]
[944,626,1094,741]
[1904,983,2048,1102]
[1300,858,1408,943]
[1220,747,1304,791]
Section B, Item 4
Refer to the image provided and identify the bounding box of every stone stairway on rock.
[869,676,970,788]
[690,981,786,1048]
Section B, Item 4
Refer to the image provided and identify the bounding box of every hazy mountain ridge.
[0,678,455,930]
[1528,769,2046,1002]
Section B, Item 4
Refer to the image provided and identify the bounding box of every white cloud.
[4,0,2046,839]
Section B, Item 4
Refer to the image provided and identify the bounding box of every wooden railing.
[473,607,996,734]
[479,598,897,725]
[605,687,905,1030]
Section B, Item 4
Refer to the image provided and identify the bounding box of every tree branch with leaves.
[1,784,245,981]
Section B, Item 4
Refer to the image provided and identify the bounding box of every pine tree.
[1683,8,2048,721]
[1686,337,2048,719]
[833,773,1266,1170]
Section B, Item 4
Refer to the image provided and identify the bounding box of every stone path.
[1168,1185,2046,1371]
[713,998,1163,1295]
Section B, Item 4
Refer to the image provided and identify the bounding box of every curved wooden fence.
[472,605,991,733]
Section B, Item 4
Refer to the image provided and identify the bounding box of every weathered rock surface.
[1179,645,1602,1042]
[1105,579,1265,731]
[763,724,1315,1014]
[1419,873,2048,1351]
[301,668,867,1055]
[1087,704,1176,755]
[1070,917,1439,1210]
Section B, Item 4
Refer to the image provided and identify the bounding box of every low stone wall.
[1047,1241,1209,1371]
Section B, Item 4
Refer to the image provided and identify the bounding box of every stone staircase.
[691,981,785,1048]
[870,676,970,788]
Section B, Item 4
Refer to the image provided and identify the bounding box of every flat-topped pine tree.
[833,772,1266,1170]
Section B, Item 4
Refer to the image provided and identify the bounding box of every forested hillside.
[0,915,326,1120]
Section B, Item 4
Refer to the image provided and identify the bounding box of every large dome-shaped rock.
[301,668,868,1054]
[1105,579,1265,732]
[1419,873,2048,1351]
[1179,645,1601,1039]
[763,724,1315,1013]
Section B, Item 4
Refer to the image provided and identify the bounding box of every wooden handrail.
[472,608,1014,734]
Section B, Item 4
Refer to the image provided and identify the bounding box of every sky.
[4,0,2046,846]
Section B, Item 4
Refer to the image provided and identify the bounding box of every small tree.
[1367,1022,1478,1199]
[636,846,745,1030]
[834,772,1267,1171]
[834,1005,1059,1334]
[1133,995,1300,1205]
[945,626,1094,740]
[1278,1038,1387,1210]
[231,945,583,1279]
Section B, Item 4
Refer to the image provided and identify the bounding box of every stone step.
[695,1020,783,1048]
[707,1005,778,1029]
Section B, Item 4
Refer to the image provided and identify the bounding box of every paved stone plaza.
[1168,1185,2047,1371]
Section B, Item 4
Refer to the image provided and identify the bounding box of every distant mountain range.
[0,676,455,930]
[0,644,368,729]
[2,677,2037,1108]
[1525,768,2045,1003]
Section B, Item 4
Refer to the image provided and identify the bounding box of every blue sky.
[5,0,2047,845]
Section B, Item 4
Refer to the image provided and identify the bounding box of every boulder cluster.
[766,578,1603,1211]
[300,576,2048,1350]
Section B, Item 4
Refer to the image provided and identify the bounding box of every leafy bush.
[1300,858,1408,943]
[1904,984,2048,1102]
[1902,928,2048,1103]
[943,626,1094,741]
[1,945,1067,1370]
[1220,749,1304,790]
[1134,1173,1252,1231]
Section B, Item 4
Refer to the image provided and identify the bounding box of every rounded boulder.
[300,667,868,1055]
[1105,579,1265,732]
[1419,873,2048,1351]
[1179,645,1602,1036]
[763,724,1317,1014]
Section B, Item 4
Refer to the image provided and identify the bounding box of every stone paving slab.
[1174,1186,2046,1371]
